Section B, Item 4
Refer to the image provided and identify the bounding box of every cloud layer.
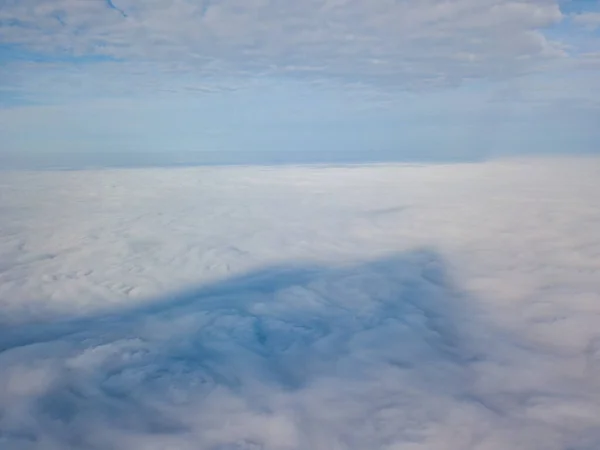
[0,0,565,85]
[1,1,599,160]
[2,158,600,448]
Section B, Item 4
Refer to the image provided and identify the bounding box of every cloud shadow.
[0,248,513,449]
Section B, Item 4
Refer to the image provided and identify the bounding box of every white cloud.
[572,11,600,30]
[1,158,600,448]
[0,0,565,86]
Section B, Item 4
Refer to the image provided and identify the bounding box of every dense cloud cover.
[1,158,600,449]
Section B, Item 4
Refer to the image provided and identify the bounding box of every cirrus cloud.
[0,0,566,86]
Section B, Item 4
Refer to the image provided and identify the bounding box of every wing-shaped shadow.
[0,248,492,449]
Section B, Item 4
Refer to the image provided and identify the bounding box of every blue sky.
[1,0,599,166]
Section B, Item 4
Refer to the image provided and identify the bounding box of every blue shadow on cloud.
[0,248,486,447]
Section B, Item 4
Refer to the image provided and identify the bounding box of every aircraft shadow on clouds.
[0,248,496,448]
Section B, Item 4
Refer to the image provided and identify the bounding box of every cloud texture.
[1,1,599,160]
[0,0,565,84]
[1,158,600,449]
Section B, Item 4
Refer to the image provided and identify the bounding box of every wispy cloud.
[0,0,566,84]
[0,1,598,161]
[572,11,600,29]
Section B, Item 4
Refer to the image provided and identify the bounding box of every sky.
[0,0,599,166]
